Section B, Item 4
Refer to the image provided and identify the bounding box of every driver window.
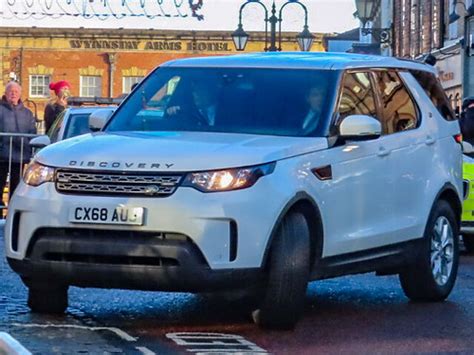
[337,71,377,121]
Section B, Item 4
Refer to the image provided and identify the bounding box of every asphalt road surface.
[1,225,474,354]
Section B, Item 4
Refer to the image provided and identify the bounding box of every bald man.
[0,81,36,202]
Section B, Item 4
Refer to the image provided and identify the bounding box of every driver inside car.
[166,81,218,127]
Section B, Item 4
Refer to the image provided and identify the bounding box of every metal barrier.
[0,132,40,215]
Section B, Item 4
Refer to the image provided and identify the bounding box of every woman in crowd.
[44,80,71,132]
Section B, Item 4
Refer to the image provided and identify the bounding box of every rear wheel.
[27,284,68,314]
[252,211,311,330]
[462,234,474,253]
[399,200,459,301]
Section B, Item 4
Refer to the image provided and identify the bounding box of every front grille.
[55,169,183,197]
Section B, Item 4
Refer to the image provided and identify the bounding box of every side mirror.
[89,109,114,132]
[29,135,51,149]
[339,115,382,140]
[463,141,474,154]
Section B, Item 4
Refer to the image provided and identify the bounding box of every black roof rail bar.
[68,96,123,106]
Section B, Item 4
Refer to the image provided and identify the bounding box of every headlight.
[23,161,55,187]
[183,162,276,192]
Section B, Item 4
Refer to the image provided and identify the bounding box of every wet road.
[2,226,474,354]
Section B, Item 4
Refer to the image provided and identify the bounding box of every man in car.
[301,85,326,134]
[0,81,36,201]
[166,81,218,127]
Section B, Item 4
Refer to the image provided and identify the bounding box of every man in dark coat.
[0,81,37,202]
[460,96,474,146]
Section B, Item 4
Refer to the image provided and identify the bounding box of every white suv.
[4,53,463,329]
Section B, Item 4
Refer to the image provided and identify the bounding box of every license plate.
[69,206,145,226]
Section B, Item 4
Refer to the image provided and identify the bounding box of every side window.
[337,72,377,121]
[373,70,419,135]
[410,70,457,120]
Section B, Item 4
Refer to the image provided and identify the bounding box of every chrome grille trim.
[55,170,182,196]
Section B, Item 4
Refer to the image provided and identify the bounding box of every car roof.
[163,52,436,73]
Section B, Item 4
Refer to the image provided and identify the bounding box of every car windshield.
[106,67,338,137]
[64,113,93,139]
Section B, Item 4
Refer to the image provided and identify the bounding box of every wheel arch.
[432,183,462,230]
[261,192,324,272]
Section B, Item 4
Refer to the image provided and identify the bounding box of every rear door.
[369,69,431,244]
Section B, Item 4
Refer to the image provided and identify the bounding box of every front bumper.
[5,169,293,289]
[461,221,474,234]
[7,228,263,291]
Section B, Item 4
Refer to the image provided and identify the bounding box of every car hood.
[36,131,328,172]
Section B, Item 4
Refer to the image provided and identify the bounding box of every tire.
[399,200,459,302]
[252,211,311,330]
[27,285,68,314]
[462,234,474,253]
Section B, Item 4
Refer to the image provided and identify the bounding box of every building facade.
[0,27,324,120]
[392,0,468,112]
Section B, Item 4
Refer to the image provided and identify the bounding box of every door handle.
[377,147,391,157]
[425,136,435,145]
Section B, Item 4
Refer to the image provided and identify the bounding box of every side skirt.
[311,238,423,280]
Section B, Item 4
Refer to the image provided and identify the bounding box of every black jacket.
[460,108,474,145]
[0,97,36,163]
[44,102,65,132]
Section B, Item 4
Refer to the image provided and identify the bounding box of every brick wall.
[393,0,446,58]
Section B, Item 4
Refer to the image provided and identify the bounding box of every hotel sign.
[69,39,231,52]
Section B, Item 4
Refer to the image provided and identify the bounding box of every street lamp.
[231,0,315,52]
[354,0,378,26]
[354,0,391,45]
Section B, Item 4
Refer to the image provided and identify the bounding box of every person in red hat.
[43,80,71,132]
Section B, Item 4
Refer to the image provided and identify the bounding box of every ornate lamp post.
[354,0,391,46]
[231,0,315,52]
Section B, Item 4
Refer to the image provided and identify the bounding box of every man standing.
[0,81,36,202]
[460,96,474,146]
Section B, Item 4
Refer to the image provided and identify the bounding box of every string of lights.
[0,0,205,21]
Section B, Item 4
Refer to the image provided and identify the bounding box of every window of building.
[337,72,377,121]
[449,0,459,39]
[410,70,456,120]
[122,76,144,94]
[373,71,419,134]
[80,76,102,97]
[410,1,420,58]
[29,75,51,98]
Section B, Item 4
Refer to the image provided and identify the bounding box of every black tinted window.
[373,71,418,134]
[107,67,338,137]
[411,70,456,121]
[64,113,92,139]
[337,72,377,120]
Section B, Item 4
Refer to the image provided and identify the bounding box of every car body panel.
[35,131,329,172]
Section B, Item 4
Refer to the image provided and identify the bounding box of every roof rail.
[68,96,123,106]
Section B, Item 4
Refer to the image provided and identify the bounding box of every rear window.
[410,70,456,121]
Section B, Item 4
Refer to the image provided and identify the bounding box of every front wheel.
[27,284,68,314]
[252,211,311,330]
[399,200,459,301]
